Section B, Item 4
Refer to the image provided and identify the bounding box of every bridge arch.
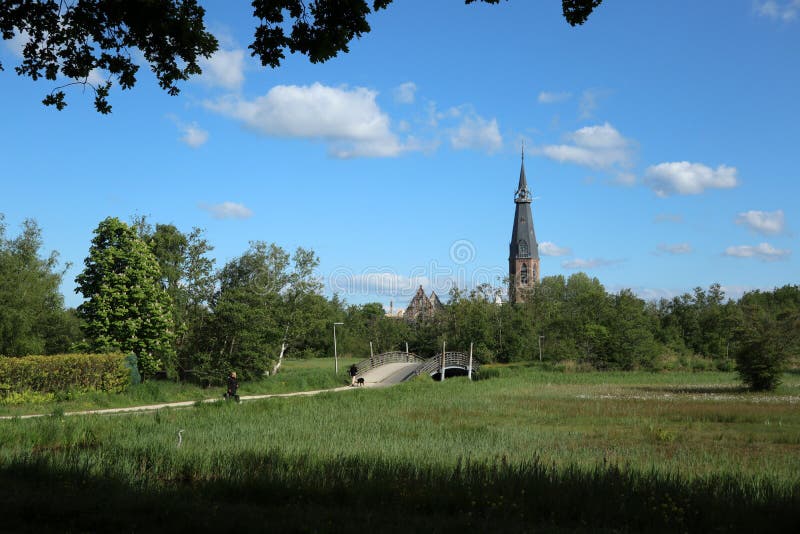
[416,352,479,381]
[352,350,479,385]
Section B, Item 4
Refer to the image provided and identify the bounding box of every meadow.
[1,360,799,532]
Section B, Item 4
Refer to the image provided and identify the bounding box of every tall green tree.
[200,242,325,379]
[0,215,78,356]
[133,218,216,376]
[75,217,175,378]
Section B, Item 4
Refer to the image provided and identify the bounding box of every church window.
[520,263,528,285]
[519,239,529,257]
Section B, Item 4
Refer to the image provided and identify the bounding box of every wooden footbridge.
[352,349,479,387]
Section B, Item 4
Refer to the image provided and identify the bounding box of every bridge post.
[440,341,446,381]
[405,342,409,361]
[468,342,473,380]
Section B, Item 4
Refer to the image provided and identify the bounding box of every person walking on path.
[225,371,240,402]
[349,364,358,386]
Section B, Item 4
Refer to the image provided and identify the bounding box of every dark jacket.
[349,365,358,377]
[227,376,238,395]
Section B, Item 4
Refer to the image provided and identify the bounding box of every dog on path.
[356,377,365,387]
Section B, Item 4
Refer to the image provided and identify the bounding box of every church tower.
[509,148,540,303]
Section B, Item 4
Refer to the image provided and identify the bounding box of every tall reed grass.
[1,363,798,531]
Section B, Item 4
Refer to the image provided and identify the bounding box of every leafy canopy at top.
[0,0,602,113]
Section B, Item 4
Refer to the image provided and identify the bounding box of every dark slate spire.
[515,144,531,202]
[509,149,538,260]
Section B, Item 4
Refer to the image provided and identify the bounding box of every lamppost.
[333,322,344,374]
[538,335,544,362]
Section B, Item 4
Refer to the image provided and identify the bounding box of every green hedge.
[0,353,130,398]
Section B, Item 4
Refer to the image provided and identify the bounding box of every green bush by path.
[0,353,129,402]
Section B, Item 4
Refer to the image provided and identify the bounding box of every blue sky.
[1,0,798,310]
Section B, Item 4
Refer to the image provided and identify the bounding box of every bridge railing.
[353,351,426,377]
[417,351,480,377]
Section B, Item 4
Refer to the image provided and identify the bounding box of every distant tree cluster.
[0,215,80,356]
[1,213,797,390]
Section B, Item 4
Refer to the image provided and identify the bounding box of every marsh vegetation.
[2,361,798,531]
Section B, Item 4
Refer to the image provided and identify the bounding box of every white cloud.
[539,241,572,256]
[735,209,785,235]
[539,122,633,170]
[644,161,738,197]
[724,242,790,261]
[450,114,503,154]
[179,122,209,148]
[327,268,445,298]
[168,115,209,148]
[538,91,572,104]
[755,0,800,21]
[200,201,253,220]
[657,243,693,255]
[393,81,417,104]
[205,82,411,158]
[198,49,246,90]
[561,257,622,269]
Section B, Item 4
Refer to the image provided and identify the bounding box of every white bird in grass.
[177,429,185,448]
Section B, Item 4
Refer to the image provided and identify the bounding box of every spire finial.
[521,140,525,161]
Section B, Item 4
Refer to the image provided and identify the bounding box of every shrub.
[0,353,129,401]
[735,338,786,391]
[735,311,797,391]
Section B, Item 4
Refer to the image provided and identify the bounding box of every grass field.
[1,361,799,532]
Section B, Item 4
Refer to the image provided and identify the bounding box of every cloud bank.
[644,161,738,196]
[724,242,790,261]
[539,123,633,171]
[205,83,409,158]
[735,209,785,235]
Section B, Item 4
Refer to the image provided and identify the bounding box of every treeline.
[433,278,799,380]
[1,214,798,389]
